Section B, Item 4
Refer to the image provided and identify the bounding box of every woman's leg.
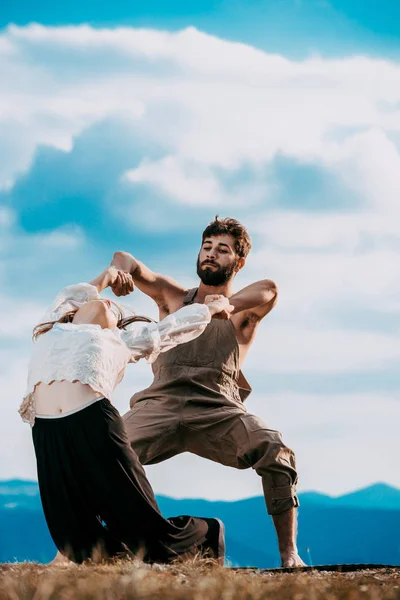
[33,415,126,563]
[78,400,221,563]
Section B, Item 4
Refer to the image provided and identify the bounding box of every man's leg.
[122,397,184,466]
[182,404,305,567]
[272,509,303,567]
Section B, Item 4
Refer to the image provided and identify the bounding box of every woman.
[19,265,233,565]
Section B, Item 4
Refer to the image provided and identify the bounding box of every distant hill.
[1,481,399,567]
[297,483,400,510]
[334,483,400,510]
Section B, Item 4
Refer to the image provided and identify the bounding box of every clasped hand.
[107,267,135,297]
[204,295,234,320]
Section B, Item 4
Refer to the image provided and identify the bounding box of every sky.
[0,0,399,501]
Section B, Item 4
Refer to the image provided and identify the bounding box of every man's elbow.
[262,279,278,303]
[112,251,136,272]
[113,251,129,261]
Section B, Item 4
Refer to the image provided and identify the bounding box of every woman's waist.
[34,381,104,416]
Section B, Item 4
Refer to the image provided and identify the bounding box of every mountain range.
[1,481,399,567]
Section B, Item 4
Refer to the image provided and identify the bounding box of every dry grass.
[0,560,399,600]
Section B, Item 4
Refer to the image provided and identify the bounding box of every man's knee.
[248,433,297,481]
[239,418,295,473]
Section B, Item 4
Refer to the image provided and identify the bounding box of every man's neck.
[195,281,234,303]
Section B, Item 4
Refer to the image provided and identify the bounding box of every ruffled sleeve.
[120,303,211,364]
[42,283,100,322]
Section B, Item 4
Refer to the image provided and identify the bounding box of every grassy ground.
[0,560,399,600]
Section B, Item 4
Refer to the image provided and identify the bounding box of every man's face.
[196,234,242,286]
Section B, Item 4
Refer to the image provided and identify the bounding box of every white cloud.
[326,128,400,211]
[126,157,222,206]
[0,23,399,496]
[0,207,15,228]
[246,245,400,317]
[1,23,400,208]
[0,353,37,481]
[247,325,400,373]
[0,296,44,339]
[247,211,400,251]
[36,225,85,249]
[234,209,400,323]
[0,37,14,56]
[125,156,269,207]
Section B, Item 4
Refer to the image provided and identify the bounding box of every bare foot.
[48,551,75,567]
[281,552,307,568]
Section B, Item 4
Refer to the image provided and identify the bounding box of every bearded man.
[111,216,305,568]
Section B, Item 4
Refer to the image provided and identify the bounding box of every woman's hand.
[90,267,135,295]
[204,294,234,319]
[107,267,135,296]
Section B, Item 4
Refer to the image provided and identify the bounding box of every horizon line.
[1,479,399,502]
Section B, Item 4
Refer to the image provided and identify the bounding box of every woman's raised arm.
[120,296,233,364]
[42,268,133,322]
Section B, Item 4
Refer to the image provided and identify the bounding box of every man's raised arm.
[110,251,185,306]
[229,279,278,319]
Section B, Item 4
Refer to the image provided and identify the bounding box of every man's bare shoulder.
[150,274,186,300]
[158,287,192,317]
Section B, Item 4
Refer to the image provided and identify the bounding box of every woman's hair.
[33,309,79,341]
[32,300,155,341]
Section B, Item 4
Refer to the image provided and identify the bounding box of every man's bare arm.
[110,251,185,305]
[229,280,278,319]
[229,280,278,349]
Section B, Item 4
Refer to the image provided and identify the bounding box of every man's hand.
[108,268,135,297]
[205,294,234,319]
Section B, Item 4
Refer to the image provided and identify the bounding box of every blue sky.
[0,0,399,500]
[2,0,400,58]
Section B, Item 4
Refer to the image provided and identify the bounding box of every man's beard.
[196,257,238,286]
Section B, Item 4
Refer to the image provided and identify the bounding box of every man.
[112,216,305,567]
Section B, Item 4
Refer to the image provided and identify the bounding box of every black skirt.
[32,398,208,563]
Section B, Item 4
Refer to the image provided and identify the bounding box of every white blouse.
[19,283,211,426]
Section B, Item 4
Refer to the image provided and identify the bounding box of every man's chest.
[160,296,259,354]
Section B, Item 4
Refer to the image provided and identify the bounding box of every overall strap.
[183,288,198,305]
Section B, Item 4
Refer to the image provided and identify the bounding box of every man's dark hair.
[202,216,252,259]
